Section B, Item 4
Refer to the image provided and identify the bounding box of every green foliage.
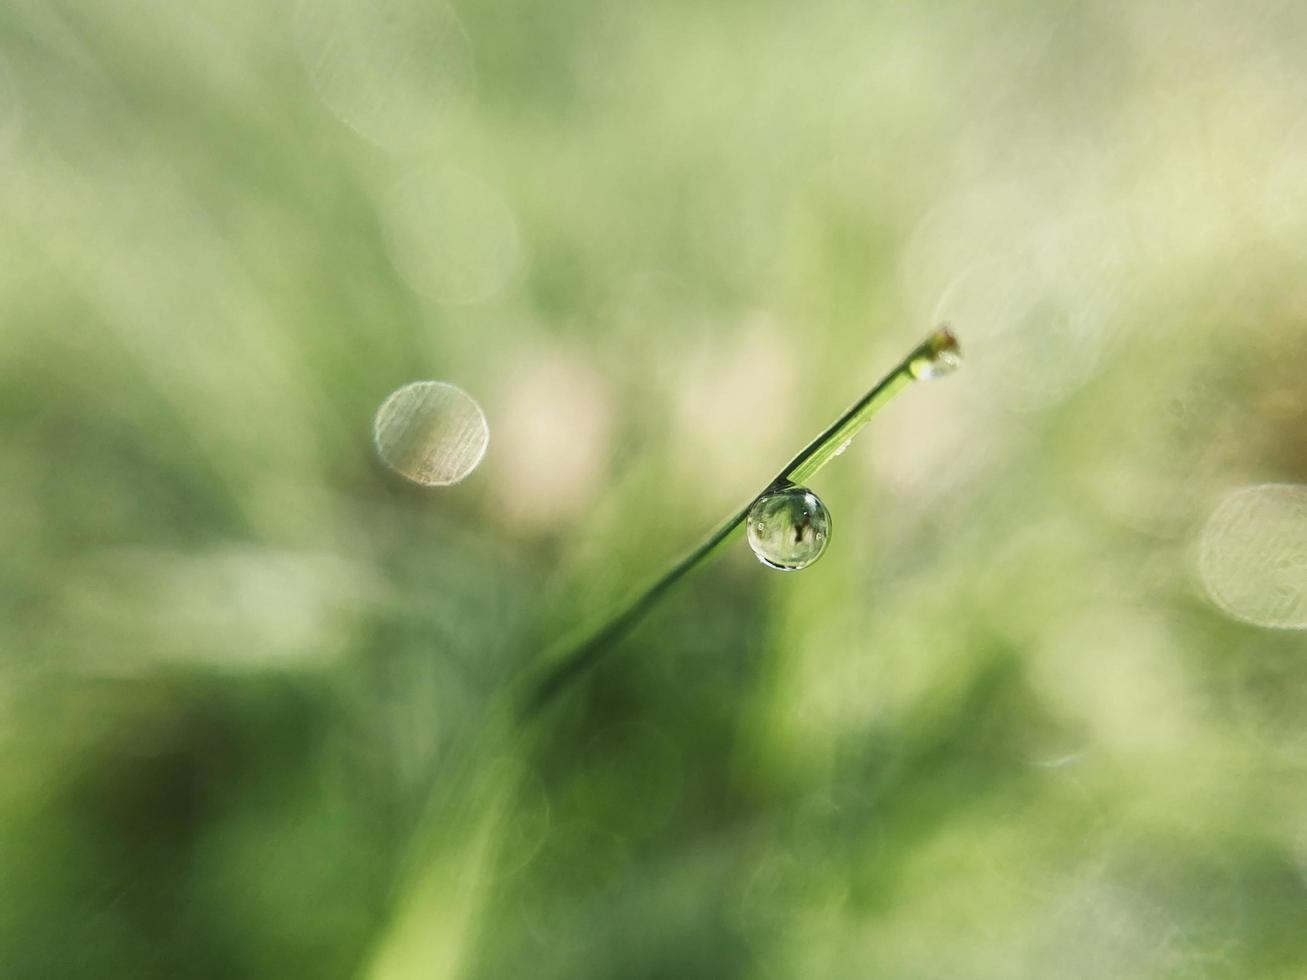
[3,2,1307,979]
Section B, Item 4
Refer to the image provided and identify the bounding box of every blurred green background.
[4,0,1307,977]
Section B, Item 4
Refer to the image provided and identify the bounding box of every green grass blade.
[520,326,961,716]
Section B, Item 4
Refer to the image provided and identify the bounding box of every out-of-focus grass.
[3,1,1307,978]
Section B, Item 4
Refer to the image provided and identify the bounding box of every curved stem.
[520,326,960,717]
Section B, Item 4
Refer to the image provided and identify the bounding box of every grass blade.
[520,326,961,716]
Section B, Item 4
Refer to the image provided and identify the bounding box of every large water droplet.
[747,485,831,571]
[373,381,488,486]
[909,326,963,380]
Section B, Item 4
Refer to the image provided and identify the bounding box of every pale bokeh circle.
[381,168,521,305]
[294,0,473,149]
[929,253,1121,411]
[903,179,1130,412]
[372,381,488,486]
[489,350,613,531]
[1199,484,1307,630]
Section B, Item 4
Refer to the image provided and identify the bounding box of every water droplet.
[373,381,488,486]
[747,485,831,571]
[908,325,963,380]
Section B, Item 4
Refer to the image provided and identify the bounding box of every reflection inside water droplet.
[747,485,831,571]
[373,380,488,486]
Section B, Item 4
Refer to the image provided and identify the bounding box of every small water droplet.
[373,380,489,486]
[747,485,831,571]
[832,439,852,457]
[909,325,963,380]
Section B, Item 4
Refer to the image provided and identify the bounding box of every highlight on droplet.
[373,381,489,486]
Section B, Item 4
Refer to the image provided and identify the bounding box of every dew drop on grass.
[373,381,488,486]
[747,485,832,571]
[909,325,963,380]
